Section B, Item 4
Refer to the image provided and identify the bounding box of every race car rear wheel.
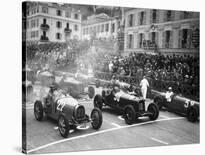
[93,95,103,110]
[91,108,103,129]
[34,101,44,121]
[148,103,159,120]
[187,107,198,122]
[124,105,136,125]
[88,86,95,99]
[58,115,70,138]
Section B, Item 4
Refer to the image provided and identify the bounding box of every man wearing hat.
[165,87,174,106]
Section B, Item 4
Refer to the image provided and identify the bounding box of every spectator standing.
[140,75,149,100]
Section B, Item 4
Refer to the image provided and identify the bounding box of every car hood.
[56,96,79,107]
[116,91,142,102]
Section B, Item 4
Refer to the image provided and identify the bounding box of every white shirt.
[140,78,149,89]
[165,91,174,102]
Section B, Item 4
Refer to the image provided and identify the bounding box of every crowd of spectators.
[94,52,199,100]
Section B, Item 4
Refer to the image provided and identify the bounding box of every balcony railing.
[40,35,49,42]
[64,27,72,33]
[40,24,50,30]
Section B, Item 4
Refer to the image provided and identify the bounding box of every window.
[36,19,39,27]
[105,23,109,32]
[43,18,47,24]
[139,12,144,25]
[183,11,190,19]
[42,7,48,14]
[56,10,62,16]
[97,25,100,33]
[128,34,133,49]
[37,6,39,13]
[151,32,156,42]
[74,13,79,19]
[66,23,69,28]
[128,14,134,27]
[101,24,104,32]
[182,29,188,48]
[111,23,115,33]
[56,21,62,28]
[36,31,39,37]
[56,33,61,40]
[43,31,46,36]
[65,11,71,18]
[139,33,144,48]
[165,31,171,48]
[74,25,78,31]
[152,9,157,23]
[166,10,172,21]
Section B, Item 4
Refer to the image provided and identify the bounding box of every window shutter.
[178,29,182,48]
[150,10,153,24]
[138,13,141,25]
[187,29,192,48]
[155,32,159,47]
[169,30,173,48]
[171,11,175,21]
[143,11,146,25]
[156,10,160,23]
[163,11,167,22]
[132,14,135,26]
[162,31,166,48]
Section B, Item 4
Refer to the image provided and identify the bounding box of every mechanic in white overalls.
[140,76,149,100]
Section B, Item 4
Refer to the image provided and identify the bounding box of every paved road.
[23,84,199,154]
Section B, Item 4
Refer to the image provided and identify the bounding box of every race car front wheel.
[34,101,44,121]
[148,103,159,120]
[91,108,103,129]
[124,105,136,125]
[58,115,70,138]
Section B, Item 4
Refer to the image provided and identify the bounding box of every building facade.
[81,13,120,40]
[25,2,82,43]
[123,8,200,55]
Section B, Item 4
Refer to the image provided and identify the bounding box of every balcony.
[40,35,49,42]
[40,24,50,31]
[64,27,72,33]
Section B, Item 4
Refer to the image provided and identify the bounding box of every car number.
[57,100,66,111]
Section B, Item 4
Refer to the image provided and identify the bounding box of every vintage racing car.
[58,74,95,99]
[151,89,199,122]
[93,86,159,125]
[34,85,103,138]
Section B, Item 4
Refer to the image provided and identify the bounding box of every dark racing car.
[93,85,159,125]
[151,89,199,122]
[34,85,103,138]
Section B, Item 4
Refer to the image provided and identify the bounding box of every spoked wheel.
[88,86,95,99]
[148,103,159,120]
[91,108,103,129]
[58,115,70,138]
[93,95,103,110]
[187,108,198,122]
[34,101,44,121]
[124,105,136,125]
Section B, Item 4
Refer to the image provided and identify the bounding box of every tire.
[148,103,159,120]
[187,107,198,122]
[93,95,103,110]
[96,80,100,88]
[91,108,103,129]
[88,86,95,99]
[124,105,136,125]
[154,97,163,110]
[58,115,70,138]
[34,101,44,121]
